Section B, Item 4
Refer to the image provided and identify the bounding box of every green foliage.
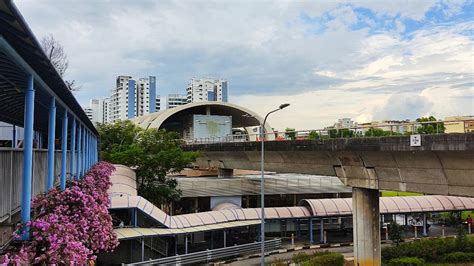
[416,116,445,134]
[292,252,311,263]
[364,127,400,137]
[285,128,296,140]
[382,236,474,263]
[300,252,344,266]
[442,252,474,262]
[387,257,425,266]
[328,128,354,138]
[97,121,198,206]
[308,131,319,140]
[388,221,403,246]
[455,226,469,252]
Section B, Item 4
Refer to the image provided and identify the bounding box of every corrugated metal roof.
[300,196,474,216]
[176,174,351,197]
[114,220,260,240]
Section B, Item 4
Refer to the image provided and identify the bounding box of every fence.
[0,148,72,222]
[184,120,447,144]
[126,238,281,265]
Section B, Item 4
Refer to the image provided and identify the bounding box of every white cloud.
[13,0,473,129]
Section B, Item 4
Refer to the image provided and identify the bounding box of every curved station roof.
[109,165,474,240]
[131,101,273,133]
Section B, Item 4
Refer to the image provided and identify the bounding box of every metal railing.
[184,120,447,144]
[126,238,282,265]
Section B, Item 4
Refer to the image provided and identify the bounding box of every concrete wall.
[185,133,474,196]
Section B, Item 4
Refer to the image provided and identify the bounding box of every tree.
[388,221,403,246]
[97,121,198,206]
[416,116,445,134]
[285,128,296,140]
[40,34,80,91]
[308,130,319,140]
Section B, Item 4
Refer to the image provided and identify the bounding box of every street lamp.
[260,103,290,266]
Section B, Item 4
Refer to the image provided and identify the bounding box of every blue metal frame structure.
[70,119,76,180]
[0,0,100,239]
[46,97,56,191]
[60,111,68,190]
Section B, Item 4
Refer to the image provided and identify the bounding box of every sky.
[16,0,474,130]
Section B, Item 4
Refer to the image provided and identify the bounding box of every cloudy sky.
[16,0,474,130]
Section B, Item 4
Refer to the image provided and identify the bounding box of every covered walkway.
[0,0,99,238]
[109,165,474,240]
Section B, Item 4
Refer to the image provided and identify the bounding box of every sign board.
[410,134,421,147]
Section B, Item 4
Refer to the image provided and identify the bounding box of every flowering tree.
[0,162,119,264]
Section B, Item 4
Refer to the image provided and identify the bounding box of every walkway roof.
[0,0,97,134]
[109,165,474,237]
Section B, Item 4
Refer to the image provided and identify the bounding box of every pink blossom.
[0,162,118,264]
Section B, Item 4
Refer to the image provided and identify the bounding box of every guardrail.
[184,120,447,144]
[126,238,281,265]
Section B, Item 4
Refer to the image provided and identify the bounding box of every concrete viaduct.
[184,133,474,266]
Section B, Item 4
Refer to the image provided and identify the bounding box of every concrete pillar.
[224,230,227,248]
[217,168,233,178]
[174,235,178,255]
[422,213,427,236]
[206,106,211,115]
[352,187,381,266]
[309,218,313,244]
[185,234,188,254]
[195,197,199,213]
[141,238,145,261]
[320,218,324,243]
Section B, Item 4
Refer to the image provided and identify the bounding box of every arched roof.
[131,101,273,133]
[299,196,474,217]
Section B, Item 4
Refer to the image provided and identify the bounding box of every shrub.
[0,162,118,264]
[292,252,311,264]
[387,257,424,266]
[442,252,474,262]
[382,237,458,262]
[301,252,344,266]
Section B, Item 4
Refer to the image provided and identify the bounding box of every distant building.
[83,99,103,125]
[186,78,228,103]
[167,94,188,109]
[444,116,474,133]
[333,118,357,129]
[106,75,158,123]
[102,97,110,124]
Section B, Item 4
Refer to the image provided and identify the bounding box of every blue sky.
[16,0,474,129]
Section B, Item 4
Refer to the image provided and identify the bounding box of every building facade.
[83,99,103,125]
[167,94,188,109]
[107,75,158,123]
[445,116,474,133]
[186,78,228,103]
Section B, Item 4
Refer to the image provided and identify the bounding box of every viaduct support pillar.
[352,187,381,266]
[217,168,234,178]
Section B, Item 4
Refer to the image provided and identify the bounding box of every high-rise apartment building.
[186,78,228,103]
[83,98,104,125]
[108,75,158,123]
[102,97,110,124]
[167,94,188,109]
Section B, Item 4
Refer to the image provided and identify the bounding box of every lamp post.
[260,103,290,266]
